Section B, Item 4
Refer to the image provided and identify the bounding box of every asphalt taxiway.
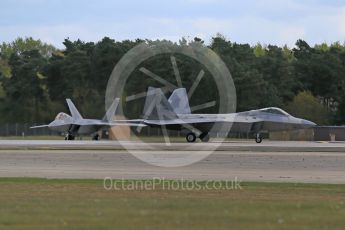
[0,140,344,183]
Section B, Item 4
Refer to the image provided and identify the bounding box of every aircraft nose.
[302,119,316,127]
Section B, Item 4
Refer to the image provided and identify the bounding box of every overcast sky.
[1,0,345,48]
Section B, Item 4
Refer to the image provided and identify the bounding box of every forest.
[0,36,345,126]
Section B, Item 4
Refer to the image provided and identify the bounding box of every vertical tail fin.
[168,88,191,114]
[143,87,178,120]
[102,98,120,122]
[66,99,83,120]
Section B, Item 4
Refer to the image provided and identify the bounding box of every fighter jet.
[31,98,141,140]
[138,87,316,143]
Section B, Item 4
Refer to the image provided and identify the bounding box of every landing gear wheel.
[199,132,210,142]
[65,134,75,140]
[92,134,100,141]
[186,133,197,143]
[255,134,263,143]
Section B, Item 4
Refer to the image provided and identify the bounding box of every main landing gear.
[186,132,197,143]
[65,133,75,140]
[199,132,210,142]
[64,133,100,141]
[255,133,263,143]
[92,134,100,141]
[185,132,210,143]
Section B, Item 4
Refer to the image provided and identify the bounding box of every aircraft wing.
[143,115,263,125]
[30,124,50,129]
[108,122,147,127]
[144,119,222,125]
[73,120,147,127]
[143,116,265,134]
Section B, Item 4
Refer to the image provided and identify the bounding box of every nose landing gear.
[255,133,263,143]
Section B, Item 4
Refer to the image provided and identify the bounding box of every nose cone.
[302,119,317,128]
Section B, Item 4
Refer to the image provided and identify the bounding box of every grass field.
[0,178,344,230]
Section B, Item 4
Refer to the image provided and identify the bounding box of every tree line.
[0,36,345,125]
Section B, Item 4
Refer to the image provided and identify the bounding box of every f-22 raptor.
[31,98,141,140]
[138,87,317,143]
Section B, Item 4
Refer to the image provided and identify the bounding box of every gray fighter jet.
[139,87,316,143]
[31,98,141,140]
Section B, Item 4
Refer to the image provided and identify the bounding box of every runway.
[1,139,345,151]
[0,140,345,183]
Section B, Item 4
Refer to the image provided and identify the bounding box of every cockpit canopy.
[259,107,290,116]
[55,112,72,121]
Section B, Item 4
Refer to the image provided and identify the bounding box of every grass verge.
[0,178,344,229]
